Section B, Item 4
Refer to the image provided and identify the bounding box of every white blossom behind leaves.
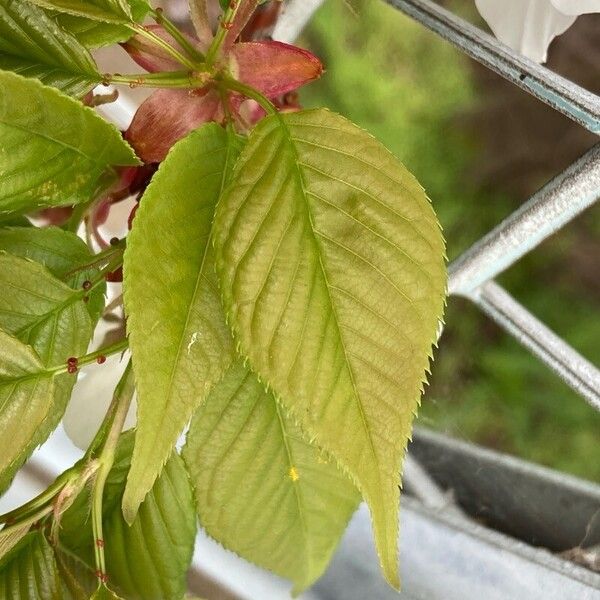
[475,0,600,62]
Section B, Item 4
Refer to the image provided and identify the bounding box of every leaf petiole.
[90,361,135,584]
[128,23,198,71]
[205,1,243,67]
[150,8,205,64]
[220,78,277,115]
[105,71,210,89]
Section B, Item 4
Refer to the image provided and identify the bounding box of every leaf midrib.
[274,114,381,477]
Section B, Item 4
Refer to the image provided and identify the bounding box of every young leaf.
[122,124,242,521]
[0,0,101,97]
[0,71,139,216]
[0,532,62,598]
[183,360,360,593]
[214,109,447,587]
[61,433,196,600]
[0,330,58,491]
[0,253,94,492]
[26,0,144,24]
[49,0,150,48]
[0,253,92,366]
[0,226,106,323]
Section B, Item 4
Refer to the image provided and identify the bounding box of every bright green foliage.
[48,0,150,48]
[0,226,106,324]
[214,108,446,586]
[0,71,139,216]
[0,532,62,599]
[0,330,58,491]
[184,360,360,593]
[122,125,242,522]
[62,433,196,600]
[0,0,100,97]
[0,253,92,365]
[26,0,145,24]
[0,253,95,492]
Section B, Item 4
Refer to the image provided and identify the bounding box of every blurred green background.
[301,0,600,481]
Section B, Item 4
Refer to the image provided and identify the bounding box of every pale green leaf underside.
[0,252,92,365]
[0,330,57,491]
[0,532,61,599]
[0,252,93,492]
[27,0,139,24]
[0,226,106,324]
[184,360,360,593]
[0,71,139,216]
[0,0,100,97]
[61,433,196,600]
[214,108,446,586]
[122,125,241,521]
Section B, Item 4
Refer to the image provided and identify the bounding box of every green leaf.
[0,226,106,324]
[62,433,196,600]
[0,71,139,217]
[26,0,144,24]
[0,253,92,365]
[214,108,447,587]
[0,532,62,598]
[0,0,100,97]
[0,253,94,492]
[183,360,360,593]
[0,330,59,492]
[49,0,151,48]
[0,522,33,562]
[91,585,125,599]
[55,548,97,600]
[122,125,242,521]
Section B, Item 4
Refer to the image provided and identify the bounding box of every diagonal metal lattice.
[377,0,600,412]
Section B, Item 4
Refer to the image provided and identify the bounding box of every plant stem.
[220,77,277,115]
[62,240,125,280]
[0,475,70,524]
[150,8,205,63]
[205,1,242,66]
[129,23,198,71]
[90,361,135,583]
[105,71,206,89]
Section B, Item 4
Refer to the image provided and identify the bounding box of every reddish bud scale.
[67,357,78,366]
[106,266,123,283]
[82,280,92,291]
[128,203,138,230]
[222,20,234,30]
[97,355,107,365]
[67,364,78,374]
[96,538,105,548]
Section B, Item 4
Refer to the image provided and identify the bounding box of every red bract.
[123,13,323,163]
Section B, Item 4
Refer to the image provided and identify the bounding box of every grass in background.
[302,0,600,481]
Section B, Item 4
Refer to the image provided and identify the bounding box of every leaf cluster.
[0,0,446,597]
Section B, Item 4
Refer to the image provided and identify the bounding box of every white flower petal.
[551,0,600,15]
[475,0,576,62]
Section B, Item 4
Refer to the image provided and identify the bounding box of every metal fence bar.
[385,0,600,134]
[449,144,600,296]
[471,281,600,412]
